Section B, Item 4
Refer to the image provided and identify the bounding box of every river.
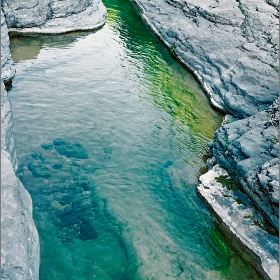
[8,0,262,278]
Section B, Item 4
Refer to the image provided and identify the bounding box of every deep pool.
[8,0,263,279]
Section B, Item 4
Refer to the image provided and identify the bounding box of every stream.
[8,0,263,279]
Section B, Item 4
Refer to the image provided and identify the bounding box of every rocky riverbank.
[1,0,278,279]
[128,0,279,278]
[2,10,40,279]
[1,2,107,279]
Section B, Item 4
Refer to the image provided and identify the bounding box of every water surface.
[9,0,262,279]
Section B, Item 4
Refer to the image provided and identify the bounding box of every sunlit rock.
[197,164,279,280]
[1,10,15,83]
[2,0,107,34]
[1,83,40,280]
[132,0,279,117]
[212,99,279,230]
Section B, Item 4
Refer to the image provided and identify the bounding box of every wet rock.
[1,81,17,168]
[1,81,39,279]
[1,10,15,84]
[1,151,40,280]
[132,0,278,117]
[2,0,107,34]
[213,99,279,230]
[197,165,279,280]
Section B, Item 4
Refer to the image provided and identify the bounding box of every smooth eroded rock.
[198,164,279,280]
[131,0,279,117]
[213,98,279,230]
[1,150,40,280]
[1,10,15,83]
[2,0,107,34]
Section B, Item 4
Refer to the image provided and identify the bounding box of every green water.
[8,0,263,279]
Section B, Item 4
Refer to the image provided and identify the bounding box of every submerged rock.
[2,0,107,34]
[132,0,278,117]
[53,139,88,159]
[1,10,15,83]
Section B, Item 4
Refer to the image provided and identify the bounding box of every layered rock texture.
[1,0,278,278]
[2,9,40,280]
[1,10,15,83]
[2,0,107,34]
[132,0,279,117]
[1,82,40,280]
[213,99,279,230]
[198,165,279,280]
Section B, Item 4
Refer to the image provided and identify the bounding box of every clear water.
[8,0,263,279]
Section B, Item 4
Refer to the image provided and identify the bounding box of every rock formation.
[1,82,40,280]
[1,0,278,278]
[1,9,15,83]
[198,164,279,280]
[128,0,279,277]
[1,2,107,279]
[212,99,279,230]
[131,0,278,117]
[2,0,107,34]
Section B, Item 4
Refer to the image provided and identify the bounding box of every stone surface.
[197,164,279,280]
[2,0,107,34]
[131,0,279,117]
[1,9,15,83]
[1,81,17,169]
[1,83,40,280]
[212,99,279,230]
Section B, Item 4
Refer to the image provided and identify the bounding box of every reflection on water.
[8,0,263,278]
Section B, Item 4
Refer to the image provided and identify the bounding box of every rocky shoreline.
[126,0,279,277]
[1,1,107,279]
[1,0,279,279]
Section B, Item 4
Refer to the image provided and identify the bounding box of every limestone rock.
[197,164,279,280]
[213,98,279,230]
[1,151,40,280]
[132,0,279,117]
[1,9,15,83]
[1,81,17,168]
[1,83,40,280]
[2,0,107,34]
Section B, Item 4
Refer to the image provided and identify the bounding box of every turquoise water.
[8,0,263,279]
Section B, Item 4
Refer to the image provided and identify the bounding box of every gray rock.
[2,0,107,34]
[1,83,40,280]
[1,81,17,168]
[197,164,279,280]
[213,98,279,230]
[1,9,15,83]
[131,0,279,117]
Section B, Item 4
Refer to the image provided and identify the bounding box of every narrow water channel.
[8,0,263,279]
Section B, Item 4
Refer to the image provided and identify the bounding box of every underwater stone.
[53,139,88,159]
